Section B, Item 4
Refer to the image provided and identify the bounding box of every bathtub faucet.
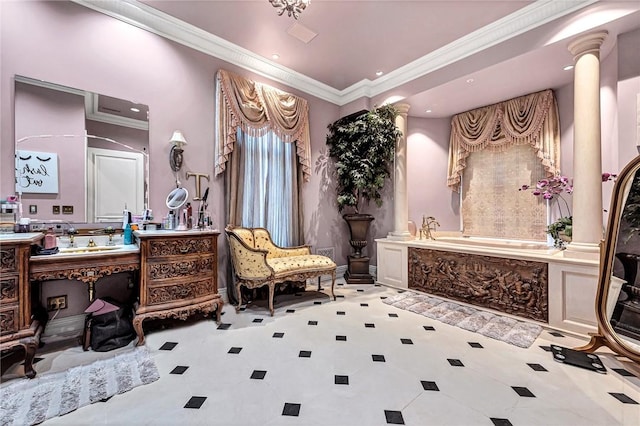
[420,215,440,240]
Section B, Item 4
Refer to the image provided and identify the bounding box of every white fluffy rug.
[0,346,159,426]
[383,291,543,348]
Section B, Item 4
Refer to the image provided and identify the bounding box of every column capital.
[393,103,411,116]
[568,31,608,60]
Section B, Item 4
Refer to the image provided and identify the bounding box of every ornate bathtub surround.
[408,247,548,322]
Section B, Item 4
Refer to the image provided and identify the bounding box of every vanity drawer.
[147,255,214,281]
[146,277,216,306]
[0,275,19,303]
[0,303,20,335]
[0,247,18,273]
[147,237,214,258]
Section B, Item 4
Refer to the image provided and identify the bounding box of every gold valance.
[215,69,311,182]
[447,89,560,192]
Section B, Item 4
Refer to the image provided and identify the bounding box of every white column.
[388,103,412,241]
[565,31,608,257]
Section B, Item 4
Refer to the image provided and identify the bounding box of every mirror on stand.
[577,155,640,363]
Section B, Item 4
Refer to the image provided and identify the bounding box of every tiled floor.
[2,281,640,425]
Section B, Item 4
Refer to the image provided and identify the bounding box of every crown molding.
[71,0,597,106]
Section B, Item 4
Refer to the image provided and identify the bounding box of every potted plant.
[326,104,402,283]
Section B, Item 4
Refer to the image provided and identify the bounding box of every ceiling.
[75,0,640,118]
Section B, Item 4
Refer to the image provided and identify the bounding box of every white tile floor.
[2,281,640,425]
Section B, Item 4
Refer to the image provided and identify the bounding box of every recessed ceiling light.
[130,107,140,113]
[425,109,432,113]
[376,70,383,76]
[563,65,574,71]
[272,54,280,60]
[466,78,474,83]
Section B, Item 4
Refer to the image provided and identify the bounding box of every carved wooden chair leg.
[133,316,146,346]
[214,300,222,324]
[269,283,275,316]
[22,340,38,379]
[235,282,243,312]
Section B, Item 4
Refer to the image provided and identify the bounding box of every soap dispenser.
[124,223,133,245]
[44,227,56,249]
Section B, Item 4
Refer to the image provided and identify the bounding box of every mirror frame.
[577,154,640,363]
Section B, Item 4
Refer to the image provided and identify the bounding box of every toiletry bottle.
[186,203,193,229]
[124,223,132,245]
[44,227,56,249]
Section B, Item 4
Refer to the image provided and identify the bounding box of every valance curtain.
[447,89,560,192]
[215,69,312,182]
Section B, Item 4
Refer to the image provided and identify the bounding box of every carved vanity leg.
[269,283,275,316]
[331,270,336,301]
[215,300,222,324]
[133,316,146,346]
[22,340,38,379]
[235,282,243,312]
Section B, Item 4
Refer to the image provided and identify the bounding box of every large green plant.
[326,104,402,213]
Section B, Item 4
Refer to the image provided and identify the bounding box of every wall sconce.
[169,130,187,172]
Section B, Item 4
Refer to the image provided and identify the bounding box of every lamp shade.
[170,130,187,147]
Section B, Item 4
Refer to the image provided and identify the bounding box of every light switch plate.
[52,206,60,214]
[29,205,37,214]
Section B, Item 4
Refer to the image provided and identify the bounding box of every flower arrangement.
[519,173,617,248]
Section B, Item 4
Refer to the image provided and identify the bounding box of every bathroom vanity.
[0,233,45,378]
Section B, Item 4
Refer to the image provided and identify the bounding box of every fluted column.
[566,31,607,256]
[388,103,412,241]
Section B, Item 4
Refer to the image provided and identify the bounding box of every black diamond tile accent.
[299,350,312,358]
[490,418,513,426]
[468,342,483,348]
[448,359,464,367]
[357,289,364,292]
[612,368,635,377]
[527,363,547,372]
[184,396,206,409]
[228,347,242,354]
[159,342,178,351]
[360,303,369,307]
[314,301,322,305]
[337,283,344,286]
[365,323,375,328]
[336,294,345,298]
[384,410,405,425]
[549,331,565,337]
[401,338,413,345]
[420,381,439,391]
[273,332,284,338]
[252,318,263,323]
[170,366,189,375]
[539,345,552,352]
[286,309,296,313]
[423,326,435,331]
[250,370,267,380]
[282,403,301,416]
[337,311,346,315]
[308,320,318,326]
[380,296,387,299]
[512,386,535,397]
[388,313,398,318]
[372,354,386,362]
[375,284,381,286]
[609,393,639,404]
[398,290,406,293]
[239,307,246,311]
[217,323,231,330]
[335,375,349,385]
[336,335,347,341]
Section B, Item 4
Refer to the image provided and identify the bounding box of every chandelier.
[269,0,310,20]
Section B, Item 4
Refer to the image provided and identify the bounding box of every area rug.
[383,291,543,348]
[0,346,159,426]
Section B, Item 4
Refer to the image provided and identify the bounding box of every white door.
[87,147,144,223]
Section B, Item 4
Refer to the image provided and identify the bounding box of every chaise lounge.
[225,226,337,316]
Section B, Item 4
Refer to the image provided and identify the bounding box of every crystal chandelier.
[269,0,310,20]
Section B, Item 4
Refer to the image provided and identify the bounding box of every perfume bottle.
[44,227,56,249]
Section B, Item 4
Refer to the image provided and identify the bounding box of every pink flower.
[536,179,549,189]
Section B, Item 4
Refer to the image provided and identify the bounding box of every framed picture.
[15,150,59,194]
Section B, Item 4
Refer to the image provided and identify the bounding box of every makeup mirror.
[166,187,188,210]
[577,154,640,362]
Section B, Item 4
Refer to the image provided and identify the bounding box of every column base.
[387,231,413,241]
[345,255,374,284]
[563,241,600,260]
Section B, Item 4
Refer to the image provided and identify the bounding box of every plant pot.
[343,214,375,284]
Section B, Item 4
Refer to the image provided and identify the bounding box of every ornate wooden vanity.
[1,233,45,378]
[134,230,222,345]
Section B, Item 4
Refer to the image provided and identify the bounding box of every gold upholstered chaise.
[225,226,337,316]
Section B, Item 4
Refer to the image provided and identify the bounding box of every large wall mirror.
[579,154,640,363]
[14,76,149,224]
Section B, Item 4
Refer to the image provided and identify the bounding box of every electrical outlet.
[30,223,47,232]
[47,295,67,311]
